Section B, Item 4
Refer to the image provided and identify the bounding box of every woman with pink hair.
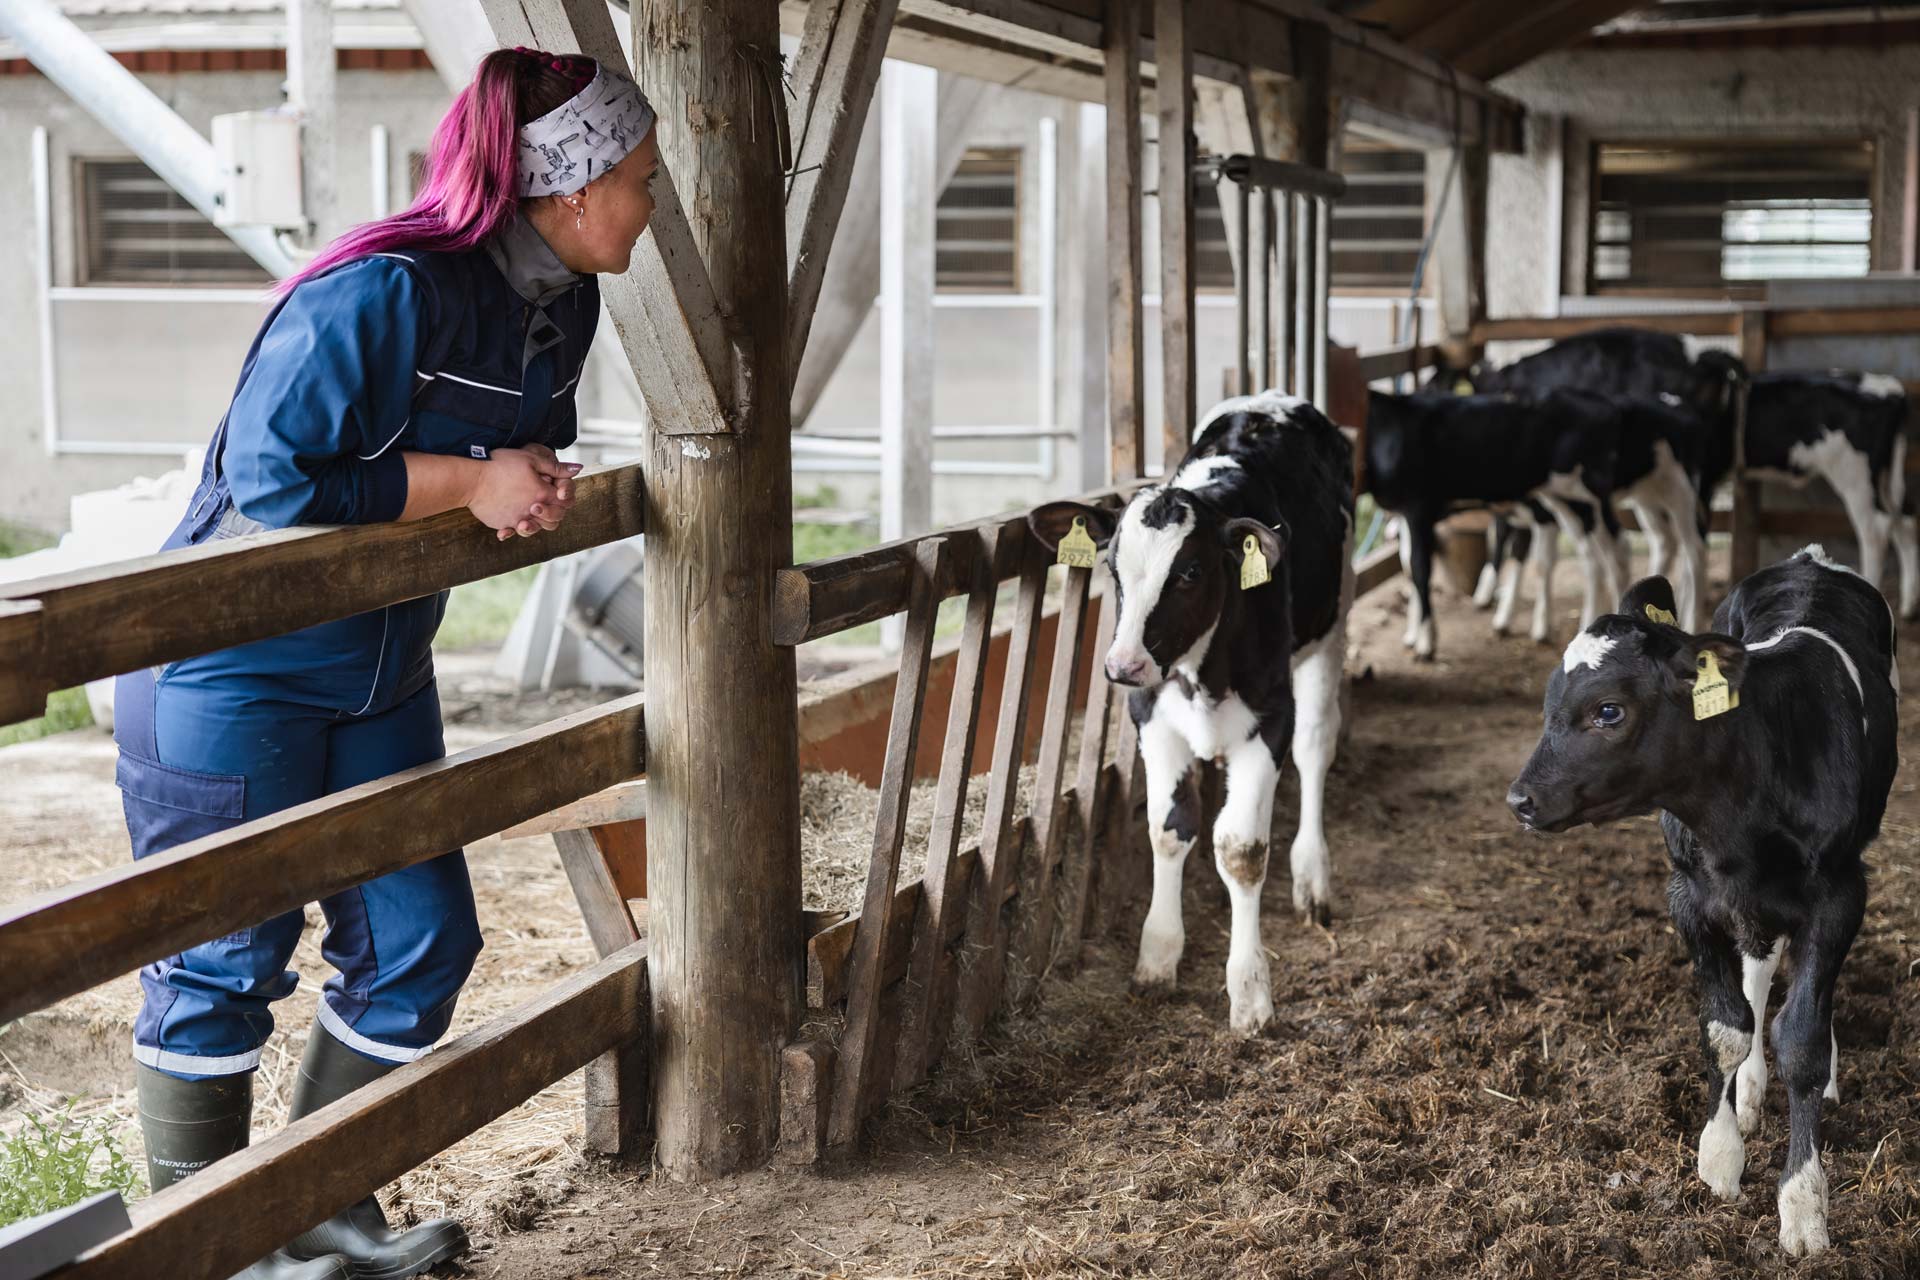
[113,47,659,1280]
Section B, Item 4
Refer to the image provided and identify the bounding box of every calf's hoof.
[1735,1066,1767,1137]
[1226,986,1274,1037]
[1696,1107,1745,1202]
[1777,1163,1830,1258]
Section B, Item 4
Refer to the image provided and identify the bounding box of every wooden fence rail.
[0,461,646,726]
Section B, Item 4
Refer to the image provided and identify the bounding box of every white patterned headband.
[516,65,656,198]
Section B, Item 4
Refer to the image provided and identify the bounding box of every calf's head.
[1507,576,1747,832]
[1029,490,1286,688]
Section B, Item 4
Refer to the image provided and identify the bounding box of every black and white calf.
[1716,372,1917,620]
[1507,551,1898,1257]
[1366,388,1623,659]
[1028,392,1353,1034]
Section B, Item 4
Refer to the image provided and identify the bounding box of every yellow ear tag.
[1452,378,1475,396]
[1057,516,1097,570]
[1692,650,1739,721]
[1644,603,1678,626]
[1239,534,1271,591]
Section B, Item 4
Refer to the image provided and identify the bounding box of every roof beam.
[1456,0,1650,80]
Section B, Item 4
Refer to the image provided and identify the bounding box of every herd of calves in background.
[1027,328,1905,1258]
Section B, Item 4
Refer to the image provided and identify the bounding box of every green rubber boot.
[282,1026,469,1280]
[135,1064,354,1280]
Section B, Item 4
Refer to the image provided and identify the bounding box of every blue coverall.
[117,219,600,1079]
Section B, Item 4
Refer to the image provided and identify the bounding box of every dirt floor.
[4,563,1918,1278]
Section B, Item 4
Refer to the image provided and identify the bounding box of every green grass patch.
[0,687,95,749]
[436,565,540,652]
[0,521,54,560]
[0,1106,144,1229]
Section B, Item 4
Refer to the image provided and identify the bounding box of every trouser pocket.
[116,748,247,863]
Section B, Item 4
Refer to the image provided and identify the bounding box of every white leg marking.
[1491,555,1522,635]
[1824,1025,1840,1104]
[1288,617,1344,923]
[1214,735,1279,1036]
[1698,1096,1747,1202]
[1538,496,1603,628]
[1778,1159,1830,1258]
[1806,433,1888,592]
[1738,939,1783,1136]
[1134,715,1195,989]
[1529,518,1559,643]
[1473,560,1498,608]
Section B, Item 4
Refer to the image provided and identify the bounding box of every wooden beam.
[1156,0,1194,468]
[501,780,648,840]
[1456,0,1650,81]
[1400,0,1516,63]
[1105,0,1146,482]
[478,0,738,435]
[1432,142,1486,343]
[878,61,938,554]
[1354,343,1440,383]
[59,944,648,1280]
[1766,306,1920,337]
[785,0,904,390]
[0,695,646,1027]
[1731,308,1767,584]
[635,0,804,1181]
[0,463,644,729]
[1469,312,1742,343]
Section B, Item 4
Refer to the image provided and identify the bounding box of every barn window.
[1192,143,1429,293]
[76,158,271,286]
[1591,141,1874,291]
[936,148,1021,292]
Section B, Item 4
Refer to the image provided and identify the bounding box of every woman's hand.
[469,447,584,540]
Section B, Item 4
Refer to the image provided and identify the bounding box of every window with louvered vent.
[77,158,271,286]
[1592,141,1873,290]
[937,148,1020,292]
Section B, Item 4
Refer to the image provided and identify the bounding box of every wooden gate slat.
[1056,577,1119,969]
[1094,687,1144,936]
[1008,558,1095,995]
[826,537,948,1147]
[893,525,1003,1090]
[956,537,1050,1040]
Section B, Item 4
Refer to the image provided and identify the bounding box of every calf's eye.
[1175,562,1202,584]
[1592,703,1626,729]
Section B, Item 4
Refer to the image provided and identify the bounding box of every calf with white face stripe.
[1508,555,1896,1257]
[1030,396,1353,1035]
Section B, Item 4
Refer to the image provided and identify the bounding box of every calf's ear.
[1028,501,1117,552]
[1619,575,1679,626]
[1664,633,1748,702]
[1223,516,1289,574]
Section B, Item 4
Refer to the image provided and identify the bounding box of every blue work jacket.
[160,226,600,712]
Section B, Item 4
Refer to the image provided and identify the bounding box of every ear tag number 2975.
[1057,516,1098,570]
[1692,650,1739,721]
[1239,535,1270,591]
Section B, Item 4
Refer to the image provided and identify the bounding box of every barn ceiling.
[1324,0,1920,80]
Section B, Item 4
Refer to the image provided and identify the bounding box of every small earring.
[571,201,585,231]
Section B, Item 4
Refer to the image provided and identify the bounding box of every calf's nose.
[1506,787,1537,825]
[1105,655,1147,685]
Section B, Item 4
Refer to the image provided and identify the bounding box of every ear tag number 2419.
[1057,516,1098,569]
[1693,650,1739,721]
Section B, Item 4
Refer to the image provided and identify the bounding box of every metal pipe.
[1314,196,1331,410]
[33,127,58,458]
[369,124,391,218]
[1293,193,1312,399]
[1256,190,1272,390]
[1213,152,1347,202]
[1037,114,1059,485]
[1235,177,1250,395]
[0,0,294,276]
[1276,193,1293,394]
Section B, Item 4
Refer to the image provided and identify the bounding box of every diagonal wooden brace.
[478,0,742,433]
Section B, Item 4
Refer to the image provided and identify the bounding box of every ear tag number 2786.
[1057,516,1098,570]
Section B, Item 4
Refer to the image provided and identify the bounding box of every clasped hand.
[467,445,584,541]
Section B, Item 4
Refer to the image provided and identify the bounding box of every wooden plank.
[636,0,806,1180]
[0,463,644,728]
[771,481,1139,645]
[1093,689,1142,935]
[58,944,649,1280]
[1731,308,1767,583]
[786,0,904,390]
[1470,312,1741,343]
[0,695,645,1026]
[1766,306,1920,338]
[827,538,948,1147]
[1353,543,1401,597]
[1056,577,1118,966]
[1105,0,1146,483]
[554,828,640,958]
[500,780,647,840]
[583,1035,651,1160]
[1011,560,1094,993]
[896,527,1002,1090]
[477,0,736,435]
[1457,0,1653,82]
[778,1040,835,1166]
[957,547,1050,1038]
[878,62,938,553]
[1354,343,1440,384]
[1156,0,1195,468]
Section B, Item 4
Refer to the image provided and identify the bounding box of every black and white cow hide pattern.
[1028,391,1353,1034]
[1507,550,1898,1257]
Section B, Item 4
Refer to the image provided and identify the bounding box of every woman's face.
[539,126,660,275]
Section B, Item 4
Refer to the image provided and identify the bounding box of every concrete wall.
[1487,42,1920,317]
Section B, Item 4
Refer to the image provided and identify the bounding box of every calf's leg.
[1670,876,1755,1203]
[1406,515,1438,661]
[1773,875,1865,1258]
[1736,938,1784,1136]
[1134,714,1200,991]
[1288,615,1344,926]
[1214,732,1284,1034]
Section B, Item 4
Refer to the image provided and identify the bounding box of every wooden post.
[880,62,937,549]
[286,0,338,244]
[634,0,802,1181]
[1432,141,1488,352]
[1731,308,1767,584]
[1104,0,1145,483]
[1155,0,1194,471]
[1073,101,1111,490]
